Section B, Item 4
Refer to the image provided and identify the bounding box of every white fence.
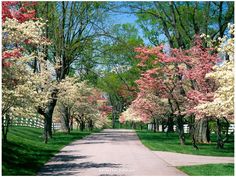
[148,124,190,133]
[229,124,234,133]
[52,122,62,130]
[3,117,61,130]
[148,123,234,134]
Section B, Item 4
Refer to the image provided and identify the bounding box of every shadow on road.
[83,130,138,142]
[40,162,121,176]
[71,141,107,145]
[52,155,88,162]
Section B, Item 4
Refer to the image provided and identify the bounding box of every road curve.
[153,151,234,166]
[38,129,187,176]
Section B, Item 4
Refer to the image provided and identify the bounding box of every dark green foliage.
[133,1,234,48]
[136,130,234,157]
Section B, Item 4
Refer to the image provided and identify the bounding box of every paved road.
[38,129,186,176]
[153,151,234,166]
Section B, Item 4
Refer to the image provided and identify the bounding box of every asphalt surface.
[38,129,186,176]
[153,151,234,166]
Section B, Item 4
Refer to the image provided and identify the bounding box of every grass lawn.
[136,130,234,156]
[178,163,234,176]
[2,126,98,176]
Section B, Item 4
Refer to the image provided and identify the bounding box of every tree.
[119,107,143,124]
[124,91,169,132]
[134,46,187,144]
[176,36,218,144]
[132,34,220,145]
[33,2,113,135]
[95,23,143,128]
[2,2,36,23]
[56,77,81,133]
[196,24,234,148]
[74,87,111,131]
[2,2,52,143]
[128,1,235,141]
[129,2,234,48]
[56,77,111,132]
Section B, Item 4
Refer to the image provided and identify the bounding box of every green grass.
[136,130,234,156]
[178,163,234,176]
[2,126,98,176]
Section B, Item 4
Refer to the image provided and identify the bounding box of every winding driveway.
[38,129,234,176]
[38,129,186,176]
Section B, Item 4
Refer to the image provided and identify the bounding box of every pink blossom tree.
[128,36,219,145]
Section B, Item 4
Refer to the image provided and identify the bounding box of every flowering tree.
[175,36,219,144]
[2,2,43,67]
[196,61,234,120]
[2,2,54,143]
[196,24,234,148]
[2,15,52,117]
[119,107,142,123]
[118,70,161,128]
[2,2,113,143]
[86,88,112,130]
[133,46,187,144]
[128,34,221,145]
[2,2,36,23]
[129,25,234,147]
[97,96,112,128]
[196,24,234,121]
[73,87,111,131]
[55,77,81,133]
[56,77,111,132]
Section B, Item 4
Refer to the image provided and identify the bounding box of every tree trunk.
[43,118,48,144]
[112,111,116,129]
[38,88,58,143]
[161,122,166,132]
[155,118,159,132]
[43,103,56,143]
[47,114,52,138]
[216,119,224,149]
[167,116,174,132]
[2,115,6,143]
[88,119,93,131]
[2,114,11,143]
[60,105,70,133]
[80,121,85,131]
[176,115,185,145]
[222,117,230,143]
[188,115,195,137]
[192,132,199,150]
[70,116,73,131]
[194,118,211,143]
[153,118,156,132]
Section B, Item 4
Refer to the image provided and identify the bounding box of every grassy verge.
[2,126,98,175]
[178,163,234,176]
[136,130,234,156]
